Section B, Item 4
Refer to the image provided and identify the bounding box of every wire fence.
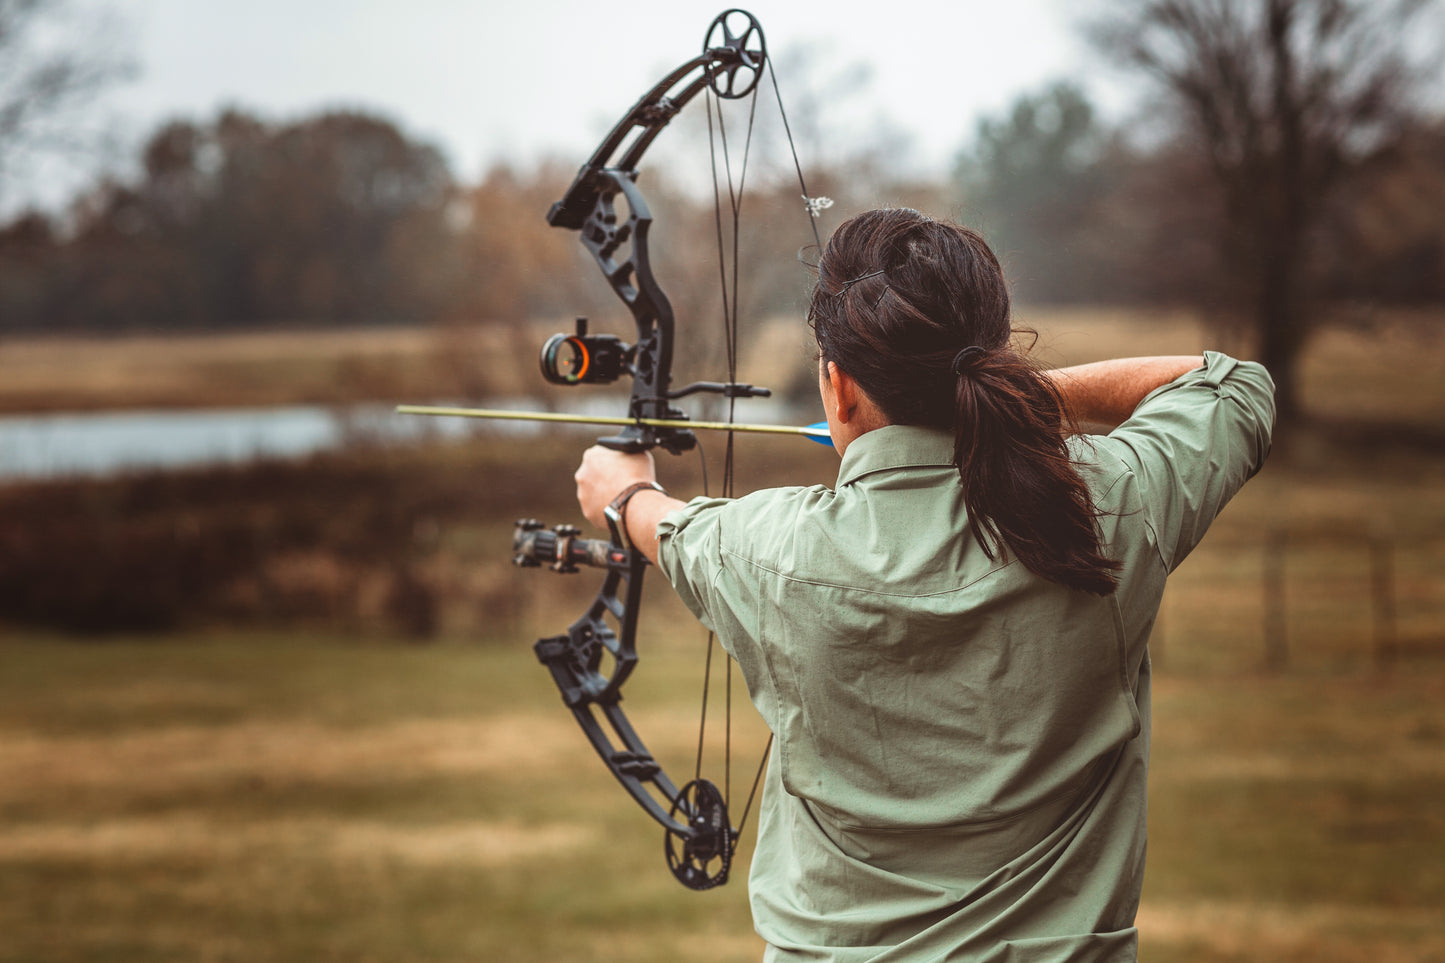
[1151,529,1445,674]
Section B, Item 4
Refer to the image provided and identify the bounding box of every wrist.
[604,481,669,550]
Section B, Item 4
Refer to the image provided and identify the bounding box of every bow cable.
[767,56,827,255]
[692,46,820,845]
[691,72,756,818]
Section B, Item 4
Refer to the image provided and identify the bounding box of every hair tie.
[952,345,988,376]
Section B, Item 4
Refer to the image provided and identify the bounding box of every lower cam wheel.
[664,779,733,890]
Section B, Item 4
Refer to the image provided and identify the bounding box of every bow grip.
[598,424,697,456]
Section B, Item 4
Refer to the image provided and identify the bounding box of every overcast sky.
[15,0,1124,211]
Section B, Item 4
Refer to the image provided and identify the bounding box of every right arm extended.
[1046,356,1204,431]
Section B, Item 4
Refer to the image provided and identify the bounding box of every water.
[0,404,493,480]
[0,397,806,480]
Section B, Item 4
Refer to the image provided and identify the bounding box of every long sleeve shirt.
[656,352,1275,962]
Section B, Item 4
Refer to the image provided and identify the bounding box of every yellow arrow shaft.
[395,404,832,440]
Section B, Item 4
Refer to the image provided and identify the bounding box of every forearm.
[618,490,685,566]
[1046,356,1203,429]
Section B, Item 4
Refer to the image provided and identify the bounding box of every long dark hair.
[808,208,1120,596]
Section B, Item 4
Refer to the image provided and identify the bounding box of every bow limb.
[515,520,734,889]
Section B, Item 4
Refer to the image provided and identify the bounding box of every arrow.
[395,405,835,447]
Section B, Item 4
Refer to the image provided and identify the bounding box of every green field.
[1,627,1442,962]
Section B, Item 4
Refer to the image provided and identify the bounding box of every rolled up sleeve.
[1101,351,1276,571]
[656,496,735,635]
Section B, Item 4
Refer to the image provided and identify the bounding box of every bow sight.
[540,317,775,399]
[539,318,627,387]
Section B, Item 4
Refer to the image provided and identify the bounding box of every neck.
[822,359,890,456]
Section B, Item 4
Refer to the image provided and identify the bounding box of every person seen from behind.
[574,208,1276,961]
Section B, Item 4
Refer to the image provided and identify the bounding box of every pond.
[0,397,805,480]
[0,404,499,480]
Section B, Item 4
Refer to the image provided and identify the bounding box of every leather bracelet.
[604,481,669,551]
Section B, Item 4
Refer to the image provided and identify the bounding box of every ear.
[827,361,860,424]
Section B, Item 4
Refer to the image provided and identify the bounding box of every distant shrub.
[0,438,580,638]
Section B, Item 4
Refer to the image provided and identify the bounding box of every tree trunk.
[1256,279,1302,427]
[1259,0,1307,429]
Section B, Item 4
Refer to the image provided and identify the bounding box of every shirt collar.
[835,424,956,487]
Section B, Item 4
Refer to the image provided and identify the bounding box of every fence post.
[1263,531,1288,671]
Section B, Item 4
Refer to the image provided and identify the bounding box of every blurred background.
[1,1,1443,960]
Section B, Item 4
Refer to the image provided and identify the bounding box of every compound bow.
[509,9,825,890]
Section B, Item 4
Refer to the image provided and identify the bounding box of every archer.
[574,208,1275,959]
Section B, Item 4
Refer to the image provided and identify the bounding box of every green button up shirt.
[657,353,1275,962]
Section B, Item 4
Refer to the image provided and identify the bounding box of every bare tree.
[0,0,130,213]
[1092,0,1440,423]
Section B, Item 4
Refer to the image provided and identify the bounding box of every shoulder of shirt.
[1069,433,1144,511]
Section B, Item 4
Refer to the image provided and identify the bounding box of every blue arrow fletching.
[804,421,834,448]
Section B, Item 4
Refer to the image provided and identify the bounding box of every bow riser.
[520,522,683,819]
[572,172,693,454]
[532,550,641,705]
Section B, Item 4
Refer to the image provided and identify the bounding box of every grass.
[0,325,542,414]
[3,307,1443,959]
[1,630,1441,962]
[0,627,770,962]
[1142,671,1445,963]
[6,306,1444,427]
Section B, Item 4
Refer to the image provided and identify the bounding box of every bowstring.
[694,80,750,800]
[695,55,823,844]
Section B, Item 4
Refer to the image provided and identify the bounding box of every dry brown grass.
[0,714,580,797]
[0,633,1440,963]
[1138,900,1445,963]
[0,324,543,413]
[2,816,590,868]
[7,307,1442,428]
[2,307,1443,960]
[0,635,773,962]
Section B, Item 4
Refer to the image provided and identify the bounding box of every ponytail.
[951,347,1119,596]
[810,208,1120,596]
